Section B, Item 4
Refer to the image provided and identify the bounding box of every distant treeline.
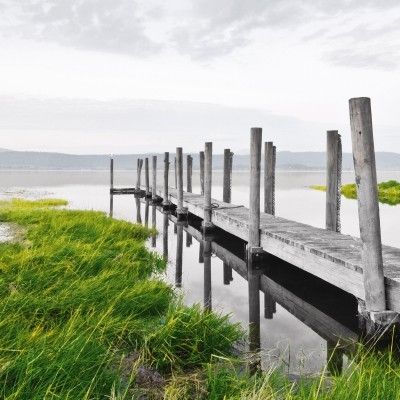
[1,149,400,170]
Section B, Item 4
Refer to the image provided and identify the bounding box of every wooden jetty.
[110,97,400,333]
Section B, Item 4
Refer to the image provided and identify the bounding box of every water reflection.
[136,200,360,375]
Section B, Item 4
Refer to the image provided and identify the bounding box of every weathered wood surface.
[149,185,400,312]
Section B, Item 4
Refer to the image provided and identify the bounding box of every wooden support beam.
[176,148,187,219]
[152,156,157,201]
[136,158,143,190]
[145,158,150,197]
[174,157,177,189]
[264,142,275,215]
[200,151,205,195]
[187,155,193,193]
[326,131,341,232]
[203,142,214,232]
[349,97,386,314]
[248,128,262,365]
[163,152,170,207]
[223,149,233,203]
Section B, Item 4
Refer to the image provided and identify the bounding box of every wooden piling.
[109,157,114,218]
[163,152,170,207]
[264,142,275,215]
[176,147,187,219]
[145,158,150,197]
[203,142,214,231]
[152,156,157,201]
[264,291,275,319]
[174,157,177,189]
[200,151,205,195]
[249,128,262,248]
[223,149,233,203]
[203,239,212,311]
[349,97,386,313]
[187,155,193,193]
[223,148,233,283]
[176,223,183,287]
[248,128,262,362]
[326,131,341,232]
[136,158,143,190]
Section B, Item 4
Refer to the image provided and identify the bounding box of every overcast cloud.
[0,0,399,153]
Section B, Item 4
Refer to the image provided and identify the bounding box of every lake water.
[1,169,400,376]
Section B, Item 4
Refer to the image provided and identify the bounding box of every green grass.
[310,180,400,205]
[0,198,241,399]
[2,198,400,399]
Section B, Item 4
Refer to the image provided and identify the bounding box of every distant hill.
[1,149,400,170]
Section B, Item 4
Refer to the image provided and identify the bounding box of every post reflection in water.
[151,204,156,248]
[203,239,212,311]
[144,200,149,228]
[163,212,169,261]
[186,232,192,247]
[198,241,204,263]
[135,196,142,224]
[248,266,261,369]
[264,291,276,319]
[223,262,233,285]
[175,222,183,287]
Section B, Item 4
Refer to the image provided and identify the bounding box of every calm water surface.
[1,169,400,375]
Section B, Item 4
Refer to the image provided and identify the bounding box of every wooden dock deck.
[150,186,400,313]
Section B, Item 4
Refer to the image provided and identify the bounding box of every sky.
[0,0,400,154]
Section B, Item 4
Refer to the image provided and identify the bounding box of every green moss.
[310,180,400,205]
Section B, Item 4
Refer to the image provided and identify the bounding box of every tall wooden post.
[145,158,150,197]
[152,156,157,201]
[174,157,177,189]
[163,152,170,208]
[203,142,213,231]
[109,157,114,218]
[176,223,183,287]
[349,97,385,313]
[200,151,205,195]
[136,158,143,191]
[264,142,275,215]
[326,131,341,232]
[223,149,233,203]
[203,239,212,311]
[248,128,262,364]
[176,148,187,219]
[187,155,193,193]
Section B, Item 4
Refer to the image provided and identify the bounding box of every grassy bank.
[310,180,400,205]
[1,198,400,399]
